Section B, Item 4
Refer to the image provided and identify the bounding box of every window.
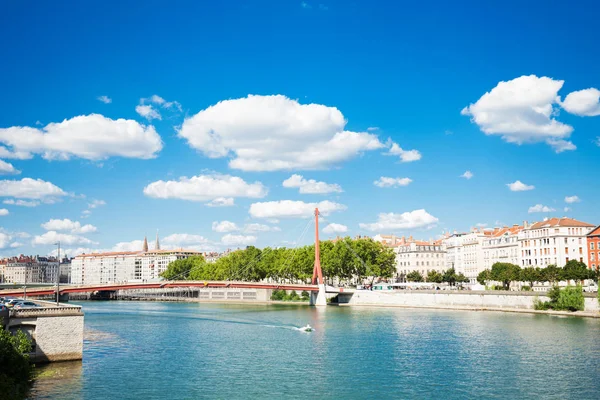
[592,242,596,250]
[565,247,569,254]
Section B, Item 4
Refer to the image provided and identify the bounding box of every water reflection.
[30,361,83,400]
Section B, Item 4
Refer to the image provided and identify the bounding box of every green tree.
[161,255,206,280]
[456,273,469,284]
[490,262,521,290]
[406,271,423,282]
[426,270,443,284]
[443,268,457,286]
[561,259,589,284]
[477,269,490,286]
[520,267,541,288]
[0,324,33,400]
[541,264,561,284]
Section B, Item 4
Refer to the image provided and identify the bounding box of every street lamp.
[54,241,60,306]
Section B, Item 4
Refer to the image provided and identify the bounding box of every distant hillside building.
[0,255,59,284]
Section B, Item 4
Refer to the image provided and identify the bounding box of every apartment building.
[482,225,523,270]
[587,225,600,270]
[442,229,491,283]
[0,255,59,284]
[395,238,445,279]
[518,217,595,268]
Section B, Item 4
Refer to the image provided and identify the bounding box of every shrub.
[301,290,310,301]
[555,285,584,312]
[547,286,561,305]
[287,291,300,301]
[521,286,531,291]
[0,322,33,400]
[270,289,286,301]
[533,297,550,310]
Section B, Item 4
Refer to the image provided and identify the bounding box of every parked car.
[13,301,42,310]
[5,299,24,308]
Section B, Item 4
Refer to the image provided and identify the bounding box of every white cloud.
[0,209,8,216]
[97,95,112,104]
[41,218,97,234]
[323,223,348,234]
[373,177,412,188]
[367,127,379,131]
[206,197,235,207]
[507,180,535,192]
[212,221,240,233]
[112,240,145,252]
[178,94,384,171]
[141,94,182,112]
[0,114,162,160]
[461,75,576,152]
[386,143,422,162]
[595,137,600,147]
[564,207,571,212]
[3,199,40,207]
[9,242,23,248]
[249,200,346,219]
[359,209,439,231]
[162,234,212,248]
[528,204,556,213]
[32,231,96,246]
[0,178,66,199]
[282,174,342,194]
[88,199,106,209]
[143,174,268,202]
[243,223,281,233]
[0,160,20,175]
[564,195,580,204]
[135,105,161,121]
[221,234,257,246]
[461,171,474,179]
[476,223,488,228]
[560,88,600,116]
[0,147,31,160]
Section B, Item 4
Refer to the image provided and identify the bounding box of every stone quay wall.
[344,290,600,313]
[8,300,84,362]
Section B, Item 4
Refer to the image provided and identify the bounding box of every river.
[30,301,600,399]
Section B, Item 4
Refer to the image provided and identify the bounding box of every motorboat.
[299,324,313,332]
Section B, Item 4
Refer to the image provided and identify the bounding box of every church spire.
[155,230,160,250]
[143,235,148,252]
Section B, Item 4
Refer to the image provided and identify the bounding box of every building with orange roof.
[0,255,60,284]
[587,225,600,270]
[394,237,446,280]
[482,224,524,269]
[518,217,595,268]
[70,234,203,284]
[441,228,493,284]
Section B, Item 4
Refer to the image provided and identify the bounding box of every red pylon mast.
[312,208,324,285]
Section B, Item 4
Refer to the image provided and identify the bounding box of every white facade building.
[70,249,202,285]
[443,229,491,283]
[519,217,595,268]
[395,239,445,279]
[482,225,523,270]
[0,255,59,284]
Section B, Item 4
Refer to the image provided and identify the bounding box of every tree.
[443,268,457,286]
[541,264,560,284]
[477,269,490,286]
[520,267,541,288]
[561,259,589,284]
[426,270,443,284]
[489,262,521,290]
[406,271,423,282]
[0,325,33,400]
[161,256,206,280]
[456,273,469,284]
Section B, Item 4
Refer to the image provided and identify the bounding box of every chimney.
[523,220,529,229]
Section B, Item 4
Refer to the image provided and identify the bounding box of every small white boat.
[299,324,313,332]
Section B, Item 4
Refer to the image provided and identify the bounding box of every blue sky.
[0,0,599,257]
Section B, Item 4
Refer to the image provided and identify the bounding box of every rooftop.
[528,217,595,230]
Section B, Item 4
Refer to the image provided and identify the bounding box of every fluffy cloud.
[221,234,257,246]
[507,180,534,192]
[41,218,97,234]
[212,221,240,233]
[359,209,439,231]
[564,207,571,212]
[373,177,412,188]
[32,231,97,246]
[206,197,234,207]
[249,200,346,219]
[560,88,600,116]
[386,143,422,162]
[112,240,145,252]
[144,174,267,202]
[0,114,162,160]
[135,105,161,121]
[178,94,384,171]
[323,223,348,234]
[528,204,556,213]
[97,95,112,104]
[461,75,576,153]
[162,234,212,248]
[461,171,474,180]
[282,174,342,194]
[140,95,182,112]
[564,195,580,204]
[3,199,39,207]
[0,209,8,216]
[0,160,20,175]
[243,223,281,233]
[0,178,66,199]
